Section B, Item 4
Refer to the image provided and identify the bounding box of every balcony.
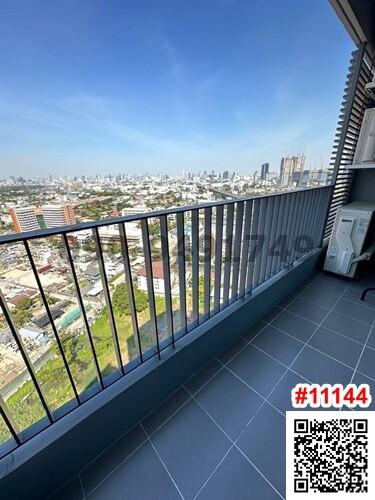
[0,186,335,498]
[2,2,375,498]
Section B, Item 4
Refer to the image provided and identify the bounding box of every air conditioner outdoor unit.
[324,202,375,278]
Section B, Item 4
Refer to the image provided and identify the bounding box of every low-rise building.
[137,260,165,294]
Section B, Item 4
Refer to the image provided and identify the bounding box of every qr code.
[286,411,375,499]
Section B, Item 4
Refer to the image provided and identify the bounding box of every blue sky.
[0,0,354,177]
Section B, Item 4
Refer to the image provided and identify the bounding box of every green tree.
[13,297,33,327]
[112,283,130,315]
[82,240,95,252]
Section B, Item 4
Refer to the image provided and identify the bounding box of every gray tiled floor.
[51,272,375,500]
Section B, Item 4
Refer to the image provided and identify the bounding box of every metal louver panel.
[324,43,373,238]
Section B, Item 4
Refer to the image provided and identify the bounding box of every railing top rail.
[0,184,333,245]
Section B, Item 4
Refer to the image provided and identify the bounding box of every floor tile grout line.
[272,300,374,344]
[81,389,200,495]
[337,296,375,314]
[286,282,352,376]
[46,473,84,500]
[213,273,324,369]
[79,419,147,477]
[140,423,185,500]
[191,397,270,500]
[292,291,375,320]
[238,305,363,381]
[248,280,354,423]
[349,313,375,386]
[217,343,313,388]
[285,295,375,327]
[274,311,373,350]
[84,437,150,497]
[84,393,200,497]
[259,309,375,349]
[184,387,285,500]
[78,474,87,500]
[251,321,367,375]
[212,360,287,419]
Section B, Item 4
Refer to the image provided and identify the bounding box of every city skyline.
[0,0,353,177]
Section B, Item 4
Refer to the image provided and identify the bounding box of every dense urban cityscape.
[0,154,330,441]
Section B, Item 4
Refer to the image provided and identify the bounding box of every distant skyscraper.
[261,162,269,181]
[223,170,229,180]
[279,155,305,187]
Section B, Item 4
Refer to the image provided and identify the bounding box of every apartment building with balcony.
[41,204,76,228]
[1,2,375,499]
[10,204,76,233]
[9,207,40,233]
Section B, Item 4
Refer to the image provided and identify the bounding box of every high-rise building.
[10,204,76,233]
[279,154,305,187]
[261,162,269,181]
[9,207,40,233]
[41,204,76,228]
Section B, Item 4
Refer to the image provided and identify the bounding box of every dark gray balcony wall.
[0,249,324,500]
[349,169,375,203]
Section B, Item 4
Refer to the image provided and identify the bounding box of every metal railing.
[0,185,331,458]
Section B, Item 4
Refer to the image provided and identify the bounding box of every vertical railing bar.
[159,215,175,347]
[0,290,53,423]
[141,219,161,359]
[23,240,81,405]
[306,190,316,252]
[238,200,252,297]
[203,207,212,319]
[231,201,244,301]
[223,204,234,306]
[62,234,103,388]
[296,190,311,260]
[318,187,332,247]
[258,197,274,285]
[0,396,21,445]
[277,193,291,273]
[266,196,279,280]
[316,188,327,246]
[316,189,326,247]
[287,191,301,266]
[320,185,335,246]
[271,194,285,276]
[176,212,187,334]
[253,197,267,288]
[281,193,293,271]
[300,191,314,257]
[93,228,124,374]
[310,190,320,250]
[292,190,306,263]
[310,188,319,248]
[213,205,223,312]
[292,190,307,261]
[304,190,314,255]
[191,210,199,326]
[118,223,143,362]
[246,197,261,292]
